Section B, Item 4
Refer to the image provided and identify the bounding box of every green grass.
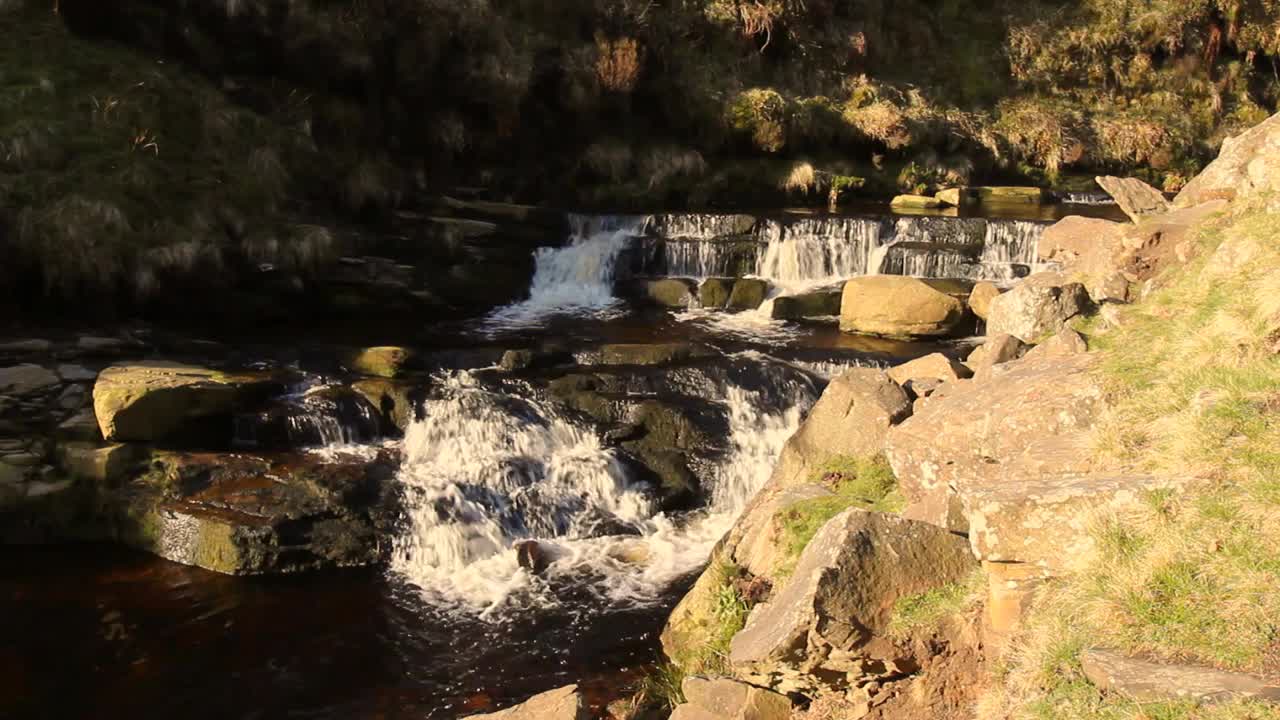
[886,569,985,639]
[774,455,903,578]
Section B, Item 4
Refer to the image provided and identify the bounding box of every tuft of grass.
[887,569,985,639]
[631,661,687,714]
[774,455,902,578]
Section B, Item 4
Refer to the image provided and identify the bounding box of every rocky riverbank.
[572,112,1280,720]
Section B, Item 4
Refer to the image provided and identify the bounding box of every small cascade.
[755,217,888,289]
[649,214,755,240]
[1058,190,1116,205]
[482,215,648,331]
[663,240,753,278]
[390,357,818,615]
[234,383,382,450]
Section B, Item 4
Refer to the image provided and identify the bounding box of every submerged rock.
[729,509,976,695]
[891,194,946,209]
[840,276,966,338]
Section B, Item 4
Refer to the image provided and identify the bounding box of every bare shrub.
[595,34,643,93]
[640,145,707,189]
[581,140,634,182]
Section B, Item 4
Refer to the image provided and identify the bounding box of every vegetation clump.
[775,454,903,577]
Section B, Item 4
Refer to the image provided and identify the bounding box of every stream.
[1,201,1121,719]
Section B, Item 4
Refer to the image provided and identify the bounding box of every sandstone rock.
[887,353,972,387]
[986,273,1090,343]
[841,276,966,338]
[891,194,945,209]
[968,283,1001,321]
[965,335,1027,378]
[93,362,280,442]
[885,354,1106,532]
[465,685,586,720]
[1039,216,1125,266]
[670,705,723,720]
[700,278,735,309]
[1082,648,1280,705]
[728,279,770,311]
[935,188,966,206]
[0,364,61,396]
[58,442,139,484]
[729,509,976,695]
[680,676,791,720]
[646,279,697,308]
[1176,112,1280,207]
[1024,328,1088,361]
[769,369,911,489]
[1096,176,1171,223]
[966,475,1194,575]
[663,371,910,659]
[770,291,841,320]
[349,346,416,378]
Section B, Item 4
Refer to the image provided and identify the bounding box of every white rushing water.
[480,215,647,332]
[390,366,809,618]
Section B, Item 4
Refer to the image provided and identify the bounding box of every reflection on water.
[0,546,668,720]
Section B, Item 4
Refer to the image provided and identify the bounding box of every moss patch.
[887,569,985,639]
[775,455,903,577]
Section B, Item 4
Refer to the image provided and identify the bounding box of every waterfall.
[755,217,887,289]
[481,215,647,331]
[390,361,814,616]
[664,240,747,278]
[1058,191,1115,205]
[234,382,382,450]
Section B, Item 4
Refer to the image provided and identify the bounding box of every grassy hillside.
[984,198,1280,719]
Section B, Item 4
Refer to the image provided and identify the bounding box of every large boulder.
[1096,176,1172,223]
[1081,649,1280,705]
[465,685,587,720]
[662,370,911,658]
[985,272,1090,343]
[729,509,976,695]
[93,362,282,443]
[885,353,1106,532]
[700,278,735,309]
[840,276,966,338]
[768,369,911,490]
[1176,111,1280,208]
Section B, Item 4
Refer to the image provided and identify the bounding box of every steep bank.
[651,113,1280,720]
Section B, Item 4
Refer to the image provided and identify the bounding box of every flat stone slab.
[678,676,790,720]
[964,475,1195,574]
[1082,648,1280,704]
[465,685,586,720]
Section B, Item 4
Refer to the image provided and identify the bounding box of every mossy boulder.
[727,279,770,311]
[93,362,282,443]
[699,278,735,309]
[840,276,966,338]
[770,291,842,320]
[351,378,423,431]
[972,187,1044,204]
[644,279,697,308]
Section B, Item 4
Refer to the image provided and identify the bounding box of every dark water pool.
[1,546,673,720]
